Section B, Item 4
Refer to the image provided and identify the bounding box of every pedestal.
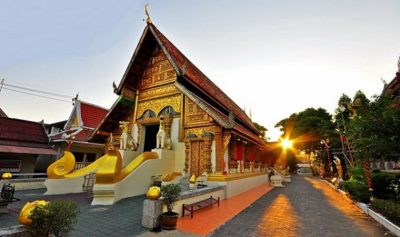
[270,175,284,187]
[142,199,163,229]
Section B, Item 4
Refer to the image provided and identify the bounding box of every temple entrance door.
[190,140,204,176]
[143,124,159,152]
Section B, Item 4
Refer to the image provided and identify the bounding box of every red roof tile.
[0,117,50,149]
[80,101,108,129]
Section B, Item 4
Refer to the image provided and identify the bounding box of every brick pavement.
[0,189,196,236]
[1,176,396,237]
[210,175,396,237]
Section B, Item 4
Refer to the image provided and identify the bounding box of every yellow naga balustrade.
[47,151,76,179]
[46,151,159,186]
[95,153,122,184]
[115,152,159,182]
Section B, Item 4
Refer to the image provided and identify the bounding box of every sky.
[0,0,399,141]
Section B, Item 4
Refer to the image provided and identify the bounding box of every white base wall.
[92,149,176,205]
[209,174,268,198]
[44,176,85,195]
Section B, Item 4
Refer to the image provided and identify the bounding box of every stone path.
[210,175,395,237]
[0,189,195,237]
[1,176,396,236]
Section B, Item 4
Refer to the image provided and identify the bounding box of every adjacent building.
[46,100,108,167]
[0,117,56,173]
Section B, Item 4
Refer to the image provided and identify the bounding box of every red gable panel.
[80,102,108,129]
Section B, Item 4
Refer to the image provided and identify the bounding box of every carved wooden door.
[190,140,205,176]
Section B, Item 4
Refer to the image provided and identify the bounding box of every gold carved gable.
[70,114,79,128]
[185,97,213,126]
[136,94,181,118]
[139,48,176,90]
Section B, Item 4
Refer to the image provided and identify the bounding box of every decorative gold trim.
[139,84,180,101]
[179,95,185,142]
[136,94,181,118]
[175,82,233,128]
[185,126,217,138]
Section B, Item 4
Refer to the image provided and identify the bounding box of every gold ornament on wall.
[136,95,181,118]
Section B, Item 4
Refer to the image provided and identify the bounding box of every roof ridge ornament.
[145,4,152,24]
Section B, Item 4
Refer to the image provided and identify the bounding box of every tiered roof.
[51,100,108,142]
[112,23,264,145]
[0,117,56,154]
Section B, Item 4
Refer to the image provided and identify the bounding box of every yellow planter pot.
[1,172,12,179]
[146,186,161,200]
[18,200,49,225]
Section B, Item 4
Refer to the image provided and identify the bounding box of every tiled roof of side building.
[148,24,260,135]
[80,101,108,129]
[0,108,7,118]
[0,117,49,148]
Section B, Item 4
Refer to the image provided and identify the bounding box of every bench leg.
[191,205,193,219]
[218,197,220,206]
[182,204,185,217]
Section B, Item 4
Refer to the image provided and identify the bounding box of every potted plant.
[160,183,181,230]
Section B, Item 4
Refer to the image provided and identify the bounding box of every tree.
[253,122,268,139]
[275,108,337,150]
[334,93,352,122]
[348,95,400,161]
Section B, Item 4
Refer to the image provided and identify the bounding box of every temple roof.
[0,117,52,150]
[50,100,108,142]
[0,108,7,118]
[115,23,261,139]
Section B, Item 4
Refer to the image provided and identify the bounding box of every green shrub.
[371,199,400,226]
[341,179,370,203]
[28,200,80,237]
[372,172,398,199]
[348,166,366,182]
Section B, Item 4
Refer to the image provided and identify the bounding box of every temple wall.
[211,140,216,173]
[171,118,185,172]
[209,173,268,198]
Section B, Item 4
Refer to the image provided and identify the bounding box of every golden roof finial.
[145,4,152,24]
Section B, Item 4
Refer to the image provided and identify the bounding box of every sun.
[281,138,293,149]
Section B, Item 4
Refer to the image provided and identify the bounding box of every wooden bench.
[182,196,220,219]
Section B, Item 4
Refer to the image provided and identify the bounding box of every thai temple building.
[47,100,108,165]
[45,16,277,207]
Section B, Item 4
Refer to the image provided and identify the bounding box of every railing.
[228,161,268,174]
[74,162,91,170]
[8,173,47,179]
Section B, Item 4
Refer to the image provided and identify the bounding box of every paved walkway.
[0,182,273,237]
[210,175,395,237]
[177,183,274,235]
[1,176,396,236]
